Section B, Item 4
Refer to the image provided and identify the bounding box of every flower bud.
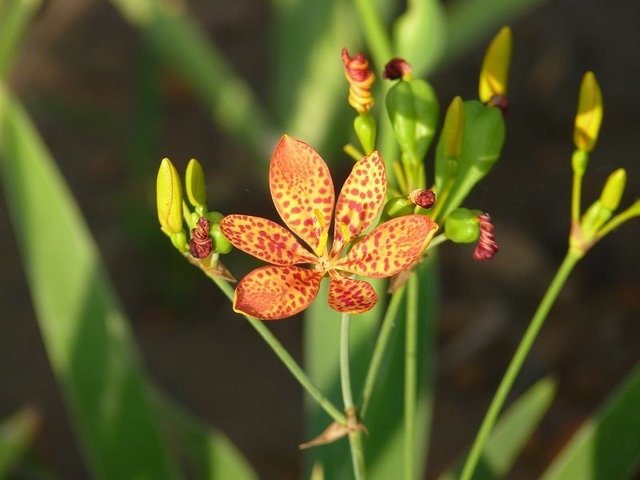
[185,158,207,210]
[156,158,184,235]
[573,71,603,153]
[479,27,512,106]
[441,96,465,159]
[444,208,480,243]
[600,168,626,212]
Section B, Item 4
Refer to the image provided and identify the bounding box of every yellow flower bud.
[442,96,465,158]
[185,158,207,209]
[156,158,184,234]
[599,168,626,211]
[479,26,512,104]
[573,71,603,152]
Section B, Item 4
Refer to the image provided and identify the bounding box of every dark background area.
[1,0,639,478]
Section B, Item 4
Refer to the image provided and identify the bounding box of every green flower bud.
[185,158,207,210]
[574,71,603,153]
[156,158,184,235]
[600,168,626,212]
[444,208,480,243]
[386,78,438,165]
[382,197,414,221]
[479,27,512,104]
[205,211,224,224]
[442,96,465,159]
[210,223,233,254]
[354,113,377,154]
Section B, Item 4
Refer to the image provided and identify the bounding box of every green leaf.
[439,377,557,480]
[303,278,384,479]
[364,256,439,480]
[541,364,640,480]
[0,406,40,475]
[0,0,42,78]
[0,86,257,480]
[394,0,447,77]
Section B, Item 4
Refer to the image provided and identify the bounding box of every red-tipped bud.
[189,217,213,259]
[409,188,436,209]
[341,48,375,113]
[473,213,498,260]
[383,58,413,80]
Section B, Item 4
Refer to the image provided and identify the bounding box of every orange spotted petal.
[233,265,323,320]
[269,135,335,251]
[331,151,387,255]
[327,272,378,314]
[334,215,438,278]
[220,214,317,265]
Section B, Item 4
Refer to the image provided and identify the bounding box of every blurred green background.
[1,0,639,478]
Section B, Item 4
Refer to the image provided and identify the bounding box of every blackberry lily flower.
[220,135,438,320]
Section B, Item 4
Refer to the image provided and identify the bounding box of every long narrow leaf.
[0,0,41,77]
[541,364,640,480]
[0,84,181,479]
[0,87,258,480]
[439,377,557,480]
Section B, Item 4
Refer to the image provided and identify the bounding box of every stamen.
[313,208,329,257]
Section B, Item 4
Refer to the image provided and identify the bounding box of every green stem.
[571,170,584,225]
[595,200,640,240]
[404,273,419,480]
[353,0,393,71]
[341,312,367,480]
[360,285,407,418]
[459,251,581,480]
[212,277,346,425]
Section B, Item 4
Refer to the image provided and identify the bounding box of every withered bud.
[487,94,509,116]
[189,217,213,259]
[409,188,436,209]
[473,213,499,261]
[383,58,412,80]
[342,48,375,113]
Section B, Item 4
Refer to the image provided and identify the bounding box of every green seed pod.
[386,78,438,165]
[185,158,207,210]
[444,208,480,243]
[205,211,224,224]
[354,113,377,154]
[381,196,415,221]
[210,223,233,254]
[156,158,184,235]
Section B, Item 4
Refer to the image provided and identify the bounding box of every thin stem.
[360,285,407,418]
[404,273,419,480]
[353,0,393,71]
[571,170,584,225]
[459,251,581,480]
[341,312,367,480]
[595,201,640,239]
[212,277,346,425]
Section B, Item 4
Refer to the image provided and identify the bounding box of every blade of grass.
[0,84,180,479]
[438,377,557,480]
[0,86,258,480]
[0,0,41,77]
[541,364,640,480]
[111,0,279,160]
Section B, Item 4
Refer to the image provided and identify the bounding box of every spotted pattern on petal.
[220,215,317,266]
[327,272,378,314]
[331,151,386,256]
[233,265,323,320]
[335,215,438,278]
[270,135,335,251]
